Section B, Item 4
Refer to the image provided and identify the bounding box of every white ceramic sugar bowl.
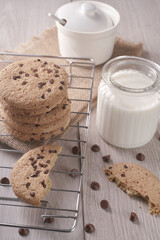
[55,1,120,65]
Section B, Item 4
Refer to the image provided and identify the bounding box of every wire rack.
[0,52,95,232]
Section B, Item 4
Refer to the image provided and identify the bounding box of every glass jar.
[96,56,160,148]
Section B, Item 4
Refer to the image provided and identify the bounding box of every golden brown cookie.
[105,163,160,215]
[11,145,62,206]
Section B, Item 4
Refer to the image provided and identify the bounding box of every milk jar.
[96,56,160,148]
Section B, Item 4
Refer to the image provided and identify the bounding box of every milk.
[96,69,160,148]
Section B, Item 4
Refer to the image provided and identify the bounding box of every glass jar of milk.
[96,56,160,148]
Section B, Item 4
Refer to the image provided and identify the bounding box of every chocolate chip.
[90,181,100,190]
[47,69,52,73]
[19,71,24,74]
[39,163,48,168]
[33,165,37,171]
[100,200,109,210]
[37,154,44,159]
[49,79,54,84]
[102,155,110,162]
[31,160,37,166]
[46,106,50,108]
[59,86,63,90]
[30,170,40,177]
[30,192,35,197]
[91,144,100,152]
[72,146,79,155]
[41,149,44,153]
[49,150,57,153]
[44,170,49,174]
[35,124,40,127]
[62,104,67,110]
[34,73,39,78]
[41,180,46,188]
[54,64,60,69]
[26,182,30,188]
[19,64,23,67]
[44,61,48,65]
[69,168,79,178]
[130,212,138,222]
[44,217,54,223]
[37,59,41,61]
[61,127,64,131]
[46,160,50,163]
[55,70,59,73]
[145,195,149,201]
[29,157,34,161]
[55,74,60,77]
[121,173,125,177]
[22,81,27,85]
[32,133,36,136]
[18,228,29,236]
[33,69,38,72]
[136,153,145,161]
[60,81,65,85]
[25,73,29,77]
[124,165,128,169]
[46,88,51,92]
[109,166,112,169]
[41,94,45,99]
[13,75,20,80]
[0,177,10,184]
[84,224,95,233]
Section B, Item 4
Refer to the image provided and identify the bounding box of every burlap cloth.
[0,27,143,152]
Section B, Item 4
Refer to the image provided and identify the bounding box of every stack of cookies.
[0,58,71,141]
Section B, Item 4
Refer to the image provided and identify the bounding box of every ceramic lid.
[56,1,114,33]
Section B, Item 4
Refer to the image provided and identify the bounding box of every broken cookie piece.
[105,163,160,215]
[11,145,62,206]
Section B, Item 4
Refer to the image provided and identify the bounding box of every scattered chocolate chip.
[30,192,35,197]
[100,200,109,210]
[130,212,138,222]
[44,170,49,174]
[102,155,110,162]
[136,153,145,161]
[26,182,30,188]
[34,73,39,78]
[22,81,27,85]
[19,71,24,74]
[25,73,29,77]
[121,173,126,177]
[46,88,51,92]
[35,124,40,127]
[37,59,41,61]
[84,224,95,233]
[49,79,54,84]
[44,217,54,223]
[69,168,79,178]
[60,127,64,131]
[54,64,60,69]
[41,94,45,99]
[108,166,112,169]
[44,61,48,65]
[31,160,37,166]
[72,146,79,155]
[18,228,29,236]
[19,64,23,67]
[0,177,10,184]
[29,157,34,161]
[32,69,38,72]
[59,86,63,90]
[46,160,50,164]
[55,74,60,77]
[49,150,57,153]
[60,81,65,85]
[91,144,100,152]
[124,165,128,169]
[37,154,44,159]
[90,181,100,190]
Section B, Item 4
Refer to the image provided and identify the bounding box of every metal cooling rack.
[0,52,95,232]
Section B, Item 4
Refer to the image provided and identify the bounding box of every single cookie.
[105,163,160,215]
[5,120,69,141]
[2,97,70,125]
[0,59,68,110]
[3,106,71,133]
[11,145,62,206]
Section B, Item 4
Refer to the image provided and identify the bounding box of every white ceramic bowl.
[55,1,120,65]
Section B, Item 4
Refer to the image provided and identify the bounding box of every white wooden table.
[0,0,160,239]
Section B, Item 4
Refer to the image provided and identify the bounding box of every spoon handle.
[48,12,66,26]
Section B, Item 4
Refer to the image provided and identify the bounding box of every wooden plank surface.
[0,0,160,240]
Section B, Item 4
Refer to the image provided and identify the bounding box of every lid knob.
[81,2,96,17]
